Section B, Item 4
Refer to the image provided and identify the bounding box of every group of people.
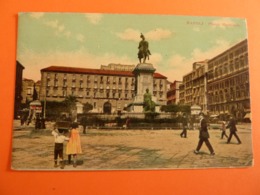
[51,122,82,169]
[51,112,242,169]
[180,113,242,156]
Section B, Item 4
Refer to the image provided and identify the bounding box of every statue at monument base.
[143,88,156,113]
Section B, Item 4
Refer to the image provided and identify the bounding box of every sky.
[17,13,248,82]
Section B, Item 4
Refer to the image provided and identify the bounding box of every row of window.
[48,73,135,82]
[208,56,248,80]
[45,91,165,99]
[192,68,205,79]
[47,81,165,87]
[46,73,165,85]
[208,44,247,69]
[46,80,165,90]
[47,86,164,92]
[209,102,249,113]
[208,90,250,104]
[208,74,249,91]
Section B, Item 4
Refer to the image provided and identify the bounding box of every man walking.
[226,115,242,144]
[194,113,215,155]
[180,113,188,138]
[80,115,88,134]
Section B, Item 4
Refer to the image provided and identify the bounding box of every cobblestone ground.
[11,120,253,171]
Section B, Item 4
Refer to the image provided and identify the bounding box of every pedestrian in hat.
[194,113,215,155]
[180,113,188,138]
[226,115,242,144]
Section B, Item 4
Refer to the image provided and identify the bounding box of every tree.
[83,102,93,113]
[179,104,191,113]
[63,95,77,111]
[63,95,77,121]
[161,104,191,114]
[161,104,179,112]
[44,101,67,120]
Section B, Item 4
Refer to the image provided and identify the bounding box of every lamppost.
[117,98,121,115]
[191,104,202,130]
[43,73,47,119]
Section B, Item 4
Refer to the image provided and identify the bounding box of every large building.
[39,65,168,113]
[191,61,208,112]
[207,39,250,119]
[14,61,24,119]
[179,83,185,105]
[182,71,193,106]
[167,80,182,105]
[179,60,208,112]
[179,39,250,120]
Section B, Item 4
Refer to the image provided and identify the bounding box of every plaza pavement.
[11,120,253,171]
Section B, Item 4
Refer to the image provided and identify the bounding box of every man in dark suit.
[194,113,215,155]
[226,115,242,144]
[180,113,188,138]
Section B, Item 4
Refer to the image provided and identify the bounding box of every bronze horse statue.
[138,33,151,63]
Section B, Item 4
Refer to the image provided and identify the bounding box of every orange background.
[1,0,260,194]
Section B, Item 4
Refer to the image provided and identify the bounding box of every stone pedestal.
[127,63,160,113]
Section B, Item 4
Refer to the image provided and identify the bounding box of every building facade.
[14,61,24,119]
[21,79,41,104]
[191,61,208,112]
[179,61,208,113]
[167,80,182,105]
[39,65,168,113]
[179,83,185,104]
[100,63,135,71]
[207,39,250,119]
[182,71,193,106]
[178,39,250,119]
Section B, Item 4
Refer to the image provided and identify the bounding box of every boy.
[51,128,69,169]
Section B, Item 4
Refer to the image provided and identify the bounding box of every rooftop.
[41,65,167,79]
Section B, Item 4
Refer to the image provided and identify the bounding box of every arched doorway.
[103,101,112,114]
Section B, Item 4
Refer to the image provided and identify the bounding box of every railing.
[76,112,183,130]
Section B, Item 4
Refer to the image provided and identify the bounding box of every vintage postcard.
[12,13,252,170]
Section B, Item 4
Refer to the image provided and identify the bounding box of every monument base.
[126,102,161,113]
[126,62,162,113]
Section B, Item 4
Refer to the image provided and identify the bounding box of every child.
[66,122,82,167]
[221,121,228,139]
[51,128,69,169]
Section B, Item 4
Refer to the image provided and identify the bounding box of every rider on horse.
[138,33,151,63]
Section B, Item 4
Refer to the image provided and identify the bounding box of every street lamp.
[43,74,47,119]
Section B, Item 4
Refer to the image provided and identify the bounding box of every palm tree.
[63,95,77,121]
